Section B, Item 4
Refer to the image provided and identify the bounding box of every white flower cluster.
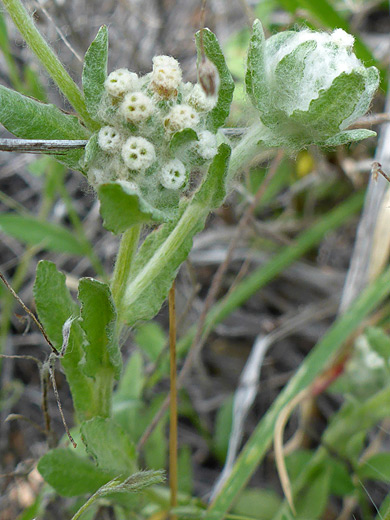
[86,55,220,195]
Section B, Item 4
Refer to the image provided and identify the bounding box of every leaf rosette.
[246,20,380,151]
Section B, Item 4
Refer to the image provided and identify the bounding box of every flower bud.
[160,159,187,190]
[98,126,123,153]
[164,104,199,133]
[119,92,154,123]
[121,136,156,171]
[105,69,139,99]
[151,55,182,98]
[186,84,217,112]
[246,20,379,150]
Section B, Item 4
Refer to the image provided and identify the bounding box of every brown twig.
[0,138,87,153]
[168,282,178,520]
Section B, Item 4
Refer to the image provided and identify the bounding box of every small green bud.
[246,20,380,150]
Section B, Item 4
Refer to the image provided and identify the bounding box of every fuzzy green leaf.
[81,417,137,475]
[246,19,267,111]
[0,214,85,255]
[323,129,377,147]
[0,85,89,169]
[291,71,366,142]
[38,448,111,497]
[169,128,198,155]
[83,26,108,120]
[78,278,121,379]
[33,261,95,420]
[358,453,390,482]
[195,29,234,132]
[98,181,173,234]
[194,143,231,209]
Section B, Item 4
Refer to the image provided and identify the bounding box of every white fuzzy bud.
[121,136,156,171]
[105,69,139,98]
[151,55,182,97]
[197,130,218,160]
[164,104,199,133]
[160,159,187,190]
[186,84,217,112]
[98,126,123,153]
[119,92,154,123]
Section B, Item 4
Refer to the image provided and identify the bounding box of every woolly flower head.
[160,159,187,190]
[105,69,139,98]
[151,55,182,98]
[164,104,199,133]
[98,126,123,153]
[197,130,218,160]
[121,136,156,171]
[186,83,217,112]
[247,20,379,150]
[119,92,154,123]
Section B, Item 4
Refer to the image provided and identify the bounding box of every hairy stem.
[1,0,97,130]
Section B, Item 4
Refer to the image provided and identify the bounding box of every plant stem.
[168,281,178,520]
[112,225,141,315]
[124,203,206,310]
[1,0,97,130]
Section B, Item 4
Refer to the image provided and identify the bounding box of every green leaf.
[0,85,90,170]
[81,417,137,475]
[114,352,144,401]
[358,453,390,483]
[83,26,108,120]
[78,278,121,379]
[169,128,198,155]
[98,181,173,234]
[232,488,281,520]
[246,19,267,111]
[38,448,111,497]
[33,261,95,420]
[134,322,166,362]
[213,395,233,463]
[365,327,390,367]
[0,214,85,255]
[323,129,377,147]
[195,29,234,132]
[194,143,231,209]
[291,71,366,143]
[295,467,331,519]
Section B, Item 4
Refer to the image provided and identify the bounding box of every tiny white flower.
[98,126,123,153]
[197,130,218,160]
[160,159,187,190]
[105,69,139,98]
[186,83,217,112]
[151,55,182,97]
[164,104,199,133]
[119,91,154,123]
[121,136,156,171]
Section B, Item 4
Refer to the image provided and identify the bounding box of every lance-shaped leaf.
[124,145,231,326]
[195,29,234,132]
[78,278,121,379]
[169,128,198,155]
[33,261,95,420]
[81,417,137,475]
[98,181,175,234]
[0,85,90,170]
[0,214,85,255]
[38,448,112,497]
[83,26,108,120]
[322,129,376,147]
[246,19,267,111]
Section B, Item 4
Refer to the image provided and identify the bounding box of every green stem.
[1,0,97,130]
[111,225,141,315]
[123,203,207,310]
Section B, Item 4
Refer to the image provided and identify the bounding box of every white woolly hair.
[151,55,182,91]
[105,68,139,98]
[121,136,156,171]
[160,159,187,190]
[119,92,154,123]
[164,104,199,133]
[98,126,123,153]
[266,28,362,114]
